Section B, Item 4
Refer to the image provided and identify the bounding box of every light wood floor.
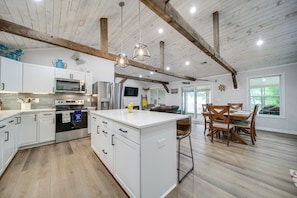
[1,124,297,198]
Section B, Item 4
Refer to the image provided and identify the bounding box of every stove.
[55,99,89,143]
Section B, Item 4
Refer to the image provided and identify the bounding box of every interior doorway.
[182,85,212,122]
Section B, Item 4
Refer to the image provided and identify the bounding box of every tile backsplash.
[0,92,95,110]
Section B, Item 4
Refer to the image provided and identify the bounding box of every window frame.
[149,88,166,105]
[247,73,285,118]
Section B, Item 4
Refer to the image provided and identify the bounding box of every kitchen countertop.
[0,109,55,122]
[90,109,188,129]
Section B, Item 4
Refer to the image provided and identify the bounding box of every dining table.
[202,110,253,145]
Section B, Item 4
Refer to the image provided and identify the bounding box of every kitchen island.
[90,109,188,198]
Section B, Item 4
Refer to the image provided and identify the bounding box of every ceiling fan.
[71,52,86,65]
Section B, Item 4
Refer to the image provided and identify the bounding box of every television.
[124,87,138,97]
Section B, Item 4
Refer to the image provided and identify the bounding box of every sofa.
[150,105,179,113]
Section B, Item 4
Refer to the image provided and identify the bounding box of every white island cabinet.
[90,109,188,198]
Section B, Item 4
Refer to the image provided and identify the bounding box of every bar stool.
[177,117,194,183]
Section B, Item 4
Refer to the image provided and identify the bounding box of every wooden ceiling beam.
[0,19,196,82]
[115,73,169,85]
[100,18,108,52]
[141,0,237,75]
[213,11,220,53]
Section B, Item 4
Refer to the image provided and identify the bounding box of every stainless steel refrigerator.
[93,81,123,110]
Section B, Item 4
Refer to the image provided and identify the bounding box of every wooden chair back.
[208,105,231,125]
[202,103,212,112]
[177,117,191,137]
[228,103,243,111]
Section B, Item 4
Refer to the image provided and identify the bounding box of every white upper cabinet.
[23,63,55,93]
[55,68,85,81]
[85,72,93,95]
[0,57,23,92]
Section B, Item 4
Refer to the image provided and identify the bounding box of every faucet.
[0,99,2,110]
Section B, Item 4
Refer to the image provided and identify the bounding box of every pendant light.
[115,1,129,68]
[132,0,150,61]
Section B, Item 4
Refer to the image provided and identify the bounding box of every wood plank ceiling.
[0,0,296,83]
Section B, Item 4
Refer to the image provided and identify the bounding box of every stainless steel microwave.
[55,78,85,93]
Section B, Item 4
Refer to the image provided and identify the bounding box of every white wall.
[115,78,147,108]
[149,63,297,135]
[21,47,114,82]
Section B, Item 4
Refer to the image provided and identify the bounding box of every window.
[249,75,282,116]
[149,88,166,105]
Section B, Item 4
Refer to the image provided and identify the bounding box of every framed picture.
[171,88,178,94]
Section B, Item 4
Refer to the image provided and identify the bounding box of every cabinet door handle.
[15,117,21,124]
[102,121,108,124]
[102,149,107,155]
[92,117,96,119]
[97,125,100,134]
[34,114,37,121]
[43,113,52,116]
[5,131,9,141]
[102,130,108,134]
[1,83,4,90]
[119,128,127,133]
[111,134,115,146]
[0,125,6,129]
[9,120,14,123]
[53,118,55,124]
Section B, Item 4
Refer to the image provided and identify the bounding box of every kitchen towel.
[73,110,82,122]
[62,111,71,123]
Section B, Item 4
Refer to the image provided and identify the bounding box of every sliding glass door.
[182,87,195,117]
[182,85,211,120]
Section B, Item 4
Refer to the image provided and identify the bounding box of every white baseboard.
[257,127,297,135]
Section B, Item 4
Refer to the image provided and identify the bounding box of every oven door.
[56,110,88,132]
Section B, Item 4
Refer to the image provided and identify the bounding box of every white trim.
[257,127,297,135]
[247,72,285,118]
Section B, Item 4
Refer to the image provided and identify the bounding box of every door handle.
[119,128,127,133]
[102,130,108,134]
[97,125,100,134]
[5,131,9,141]
[111,134,115,145]
[102,149,107,155]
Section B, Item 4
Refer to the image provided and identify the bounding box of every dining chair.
[176,117,194,183]
[202,103,212,135]
[227,103,243,111]
[233,104,259,145]
[208,105,234,147]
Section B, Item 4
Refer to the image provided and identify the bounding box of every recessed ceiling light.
[150,71,154,75]
[166,66,170,71]
[185,61,190,66]
[139,74,142,78]
[257,39,264,46]
[190,6,196,14]
[33,0,42,2]
[158,28,163,34]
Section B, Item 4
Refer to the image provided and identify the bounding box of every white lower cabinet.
[90,114,140,198]
[1,116,17,176]
[113,133,140,198]
[38,112,55,142]
[91,114,101,153]
[98,124,114,172]
[18,113,37,147]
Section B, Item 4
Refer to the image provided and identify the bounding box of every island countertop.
[90,109,188,129]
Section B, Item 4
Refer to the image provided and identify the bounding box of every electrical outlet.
[35,98,40,103]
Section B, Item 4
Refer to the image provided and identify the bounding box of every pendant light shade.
[132,0,150,61]
[115,1,129,68]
